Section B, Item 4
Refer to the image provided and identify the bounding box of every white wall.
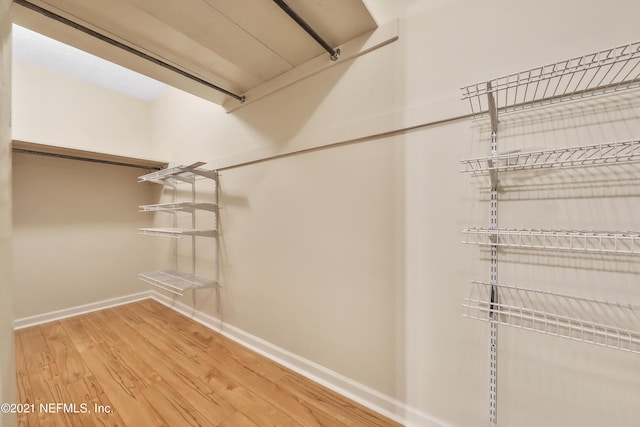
[11,152,158,319]
[12,59,154,159]
[148,0,640,426]
[0,1,17,425]
[11,48,164,320]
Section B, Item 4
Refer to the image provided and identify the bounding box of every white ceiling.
[13,24,168,101]
[12,0,379,106]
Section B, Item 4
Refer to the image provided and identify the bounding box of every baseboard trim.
[150,291,447,427]
[13,291,153,330]
[13,291,447,426]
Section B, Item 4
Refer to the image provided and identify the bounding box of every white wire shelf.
[138,227,217,238]
[462,228,640,254]
[139,269,218,296]
[461,139,640,175]
[461,40,640,117]
[138,162,217,185]
[138,202,217,213]
[464,281,640,354]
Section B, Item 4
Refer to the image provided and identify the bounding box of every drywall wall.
[12,59,155,160]
[0,1,17,425]
[11,152,159,319]
[148,0,640,425]
[219,139,403,395]
[11,48,165,320]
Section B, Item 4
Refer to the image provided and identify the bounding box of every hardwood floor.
[15,299,403,426]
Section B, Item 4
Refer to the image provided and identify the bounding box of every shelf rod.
[14,0,246,103]
[272,0,341,61]
[12,148,162,170]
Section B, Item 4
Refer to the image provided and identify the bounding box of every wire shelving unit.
[460,39,640,424]
[462,228,640,254]
[139,202,216,213]
[138,162,220,310]
[461,139,640,175]
[464,281,640,354]
[461,41,640,118]
[137,162,217,185]
[139,270,218,297]
[138,227,217,238]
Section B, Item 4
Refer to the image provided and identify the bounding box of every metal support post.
[487,82,499,425]
[213,171,221,314]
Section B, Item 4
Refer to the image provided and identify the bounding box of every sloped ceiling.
[12,0,378,106]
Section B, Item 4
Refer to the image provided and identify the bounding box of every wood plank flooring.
[14,299,403,426]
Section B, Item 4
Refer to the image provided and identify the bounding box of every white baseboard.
[13,291,153,330]
[12,290,449,426]
[150,291,448,427]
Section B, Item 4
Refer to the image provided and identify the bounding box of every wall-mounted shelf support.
[487,82,499,425]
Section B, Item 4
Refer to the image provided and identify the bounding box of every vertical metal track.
[487,82,499,425]
[172,183,178,270]
[489,138,499,425]
[191,177,197,307]
[213,171,221,314]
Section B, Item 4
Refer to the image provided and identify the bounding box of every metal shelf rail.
[461,139,640,175]
[462,228,640,255]
[461,40,640,118]
[464,281,640,354]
